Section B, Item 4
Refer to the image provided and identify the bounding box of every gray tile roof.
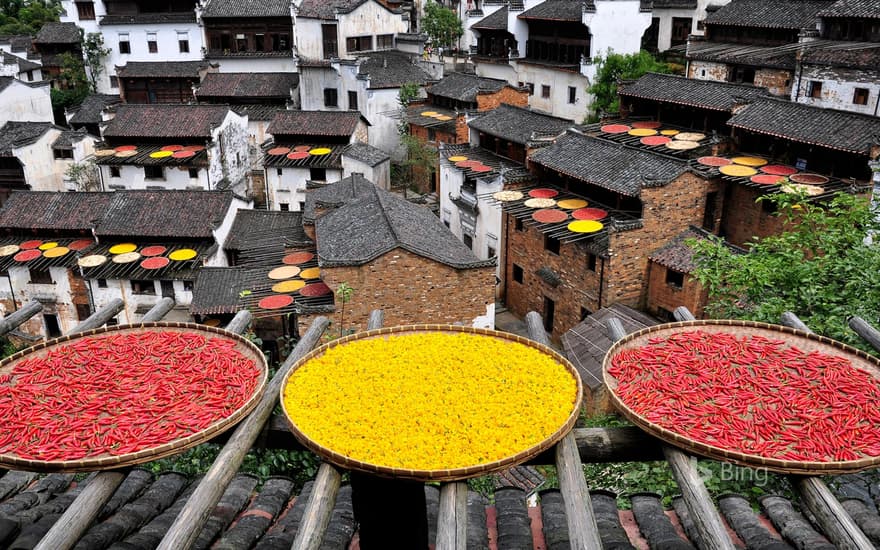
[472,6,508,29]
[195,72,298,99]
[0,121,54,156]
[0,191,110,230]
[342,142,390,167]
[428,72,508,103]
[34,22,80,44]
[686,40,798,70]
[296,0,370,19]
[267,110,364,137]
[201,0,292,18]
[231,103,288,121]
[52,129,90,148]
[650,225,744,273]
[68,93,122,125]
[618,72,771,112]
[357,50,433,89]
[116,60,208,78]
[3,51,40,73]
[0,76,13,93]
[651,0,697,7]
[726,98,880,155]
[529,131,689,197]
[225,209,311,252]
[819,0,880,17]
[102,104,231,140]
[0,34,34,53]
[518,0,584,20]
[468,104,572,145]
[704,0,833,28]
[801,43,880,68]
[311,174,493,268]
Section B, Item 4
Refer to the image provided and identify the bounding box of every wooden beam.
[222,310,253,336]
[157,316,330,550]
[71,299,124,333]
[526,311,602,550]
[436,481,468,550]
[607,311,736,550]
[849,316,880,353]
[0,300,42,336]
[778,312,874,550]
[139,297,175,323]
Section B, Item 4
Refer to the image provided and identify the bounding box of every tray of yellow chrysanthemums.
[280,325,583,481]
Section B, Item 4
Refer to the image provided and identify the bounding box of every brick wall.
[301,248,495,334]
[720,184,784,247]
[754,68,793,97]
[476,87,528,111]
[645,262,708,319]
[409,122,458,145]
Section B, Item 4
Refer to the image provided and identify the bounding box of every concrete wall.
[512,62,584,122]
[99,163,210,190]
[0,80,53,122]
[793,64,880,116]
[91,278,194,323]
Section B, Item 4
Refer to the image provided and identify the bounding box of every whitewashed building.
[641,0,731,53]
[200,0,297,73]
[0,77,53,123]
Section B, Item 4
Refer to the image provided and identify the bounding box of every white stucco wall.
[265,165,343,210]
[90,278,195,323]
[99,163,210,190]
[294,18,326,61]
[0,266,76,335]
[295,0,408,61]
[17,129,68,192]
[341,156,390,189]
[513,63,584,122]
[58,134,98,191]
[209,196,250,262]
[208,110,251,194]
[439,161,503,271]
[0,80,53,122]
[653,0,730,52]
[793,65,880,116]
[585,1,652,64]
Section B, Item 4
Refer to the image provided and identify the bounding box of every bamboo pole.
[158,316,330,550]
[525,311,602,550]
[0,300,42,336]
[606,312,736,550]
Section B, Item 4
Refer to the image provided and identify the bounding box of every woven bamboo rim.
[603,320,880,475]
[280,324,583,481]
[0,322,268,473]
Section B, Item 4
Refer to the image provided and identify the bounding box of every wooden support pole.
[672,306,693,322]
[606,312,736,550]
[526,311,602,550]
[778,312,874,550]
[158,316,330,550]
[35,305,248,550]
[0,300,42,336]
[139,297,175,323]
[436,481,468,550]
[849,316,880,353]
[223,310,253,336]
[71,298,124,333]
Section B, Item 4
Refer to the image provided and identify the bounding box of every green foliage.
[398,133,437,191]
[64,160,101,191]
[587,50,670,121]
[422,1,463,49]
[467,475,497,502]
[82,31,110,92]
[0,337,20,359]
[50,51,89,111]
[689,191,880,352]
[0,0,60,35]
[335,282,354,337]
[580,413,632,428]
[397,81,421,135]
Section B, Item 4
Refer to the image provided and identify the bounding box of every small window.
[183,280,194,291]
[427,128,436,142]
[53,149,73,159]
[147,32,158,54]
[808,81,823,98]
[109,76,119,89]
[377,34,394,49]
[178,32,189,53]
[279,203,290,211]
[76,303,91,321]
[853,88,869,105]
[666,269,684,289]
[29,268,53,284]
[255,33,265,51]
[463,234,473,249]
[310,167,327,181]
[346,35,373,52]
[26,70,33,81]
[299,201,305,211]
[586,253,596,272]
[541,85,550,99]
[144,165,164,179]
[544,235,560,255]
[348,90,358,110]
[106,316,118,326]
[324,88,338,107]
[526,82,534,95]
[44,314,61,338]
[118,33,131,54]
[700,69,706,77]
[97,278,108,288]
[568,86,576,104]
[580,306,591,321]
[542,296,555,332]
[188,168,198,179]
[131,280,155,295]
[276,168,283,176]
[514,218,524,231]
[76,1,95,20]
[443,218,450,228]
[488,246,496,258]
[236,34,247,51]
[512,263,523,283]
[110,166,121,178]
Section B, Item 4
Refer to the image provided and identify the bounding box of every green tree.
[50,51,89,111]
[0,0,60,35]
[335,282,354,337]
[689,191,880,351]
[587,50,670,121]
[397,81,421,135]
[82,31,110,92]
[64,160,101,191]
[422,1,463,51]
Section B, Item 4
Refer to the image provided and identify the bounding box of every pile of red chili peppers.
[609,330,880,462]
[0,330,260,462]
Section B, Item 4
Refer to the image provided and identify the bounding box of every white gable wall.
[0,80,53,122]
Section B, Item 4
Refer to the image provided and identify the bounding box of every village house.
[94,104,250,196]
[0,189,245,339]
[0,76,53,123]
[261,110,390,210]
[65,93,122,136]
[59,0,205,94]
[1,50,42,84]
[641,0,732,53]
[116,60,213,104]
[32,22,81,86]
[200,0,296,73]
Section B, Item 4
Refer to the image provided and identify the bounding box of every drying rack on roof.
[581,119,728,160]
[440,144,534,183]
[0,236,95,272]
[261,143,345,169]
[77,241,214,281]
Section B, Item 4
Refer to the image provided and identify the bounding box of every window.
[526,82,534,95]
[512,264,523,283]
[76,303,91,321]
[568,86,576,104]
[666,269,684,289]
[255,33,265,51]
[324,88,338,107]
[853,88,869,105]
[236,34,247,51]
[488,246,496,258]
[44,314,61,338]
[348,90,358,110]
[542,296,555,332]
[147,32,158,54]
[110,166,121,178]
[279,203,290,211]
[299,201,305,211]
[106,317,118,326]
[702,191,717,231]
[671,17,692,46]
[586,253,596,272]
[109,76,118,89]
[514,218,524,231]
[178,32,189,53]
[53,148,73,159]
[310,167,327,181]
[131,280,156,295]
[144,165,164,179]
[26,70,33,81]
[427,128,436,141]
[580,306,592,321]
[544,235,560,255]
[188,168,199,179]
[346,35,373,53]
[541,85,550,99]
[118,33,131,54]
[377,34,394,49]
[276,168,283,176]
[463,234,473,249]
[808,81,823,98]
[443,218,450,228]
[322,24,338,58]
[76,1,95,20]
[29,268,53,284]
[97,278,108,288]
[183,280,194,292]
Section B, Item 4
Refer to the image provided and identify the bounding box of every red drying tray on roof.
[600,124,631,134]
[640,136,671,146]
[287,151,310,160]
[182,145,205,152]
[529,188,559,199]
[697,156,732,167]
[258,295,294,310]
[13,250,41,262]
[761,165,798,176]
[532,209,568,224]
[161,145,184,152]
[114,145,137,152]
[68,239,94,251]
[172,150,196,159]
[471,165,492,173]
[282,251,315,265]
[300,282,332,297]
[631,121,662,129]
[455,160,480,168]
[267,147,291,156]
[20,240,42,250]
[140,257,170,270]
[751,174,785,185]
[572,208,608,221]
[789,173,829,185]
[293,145,312,152]
[140,245,167,257]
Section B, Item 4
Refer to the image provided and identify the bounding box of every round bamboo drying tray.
[0,322,268,473]
[280,325,583,481]
[603,320,880,474]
